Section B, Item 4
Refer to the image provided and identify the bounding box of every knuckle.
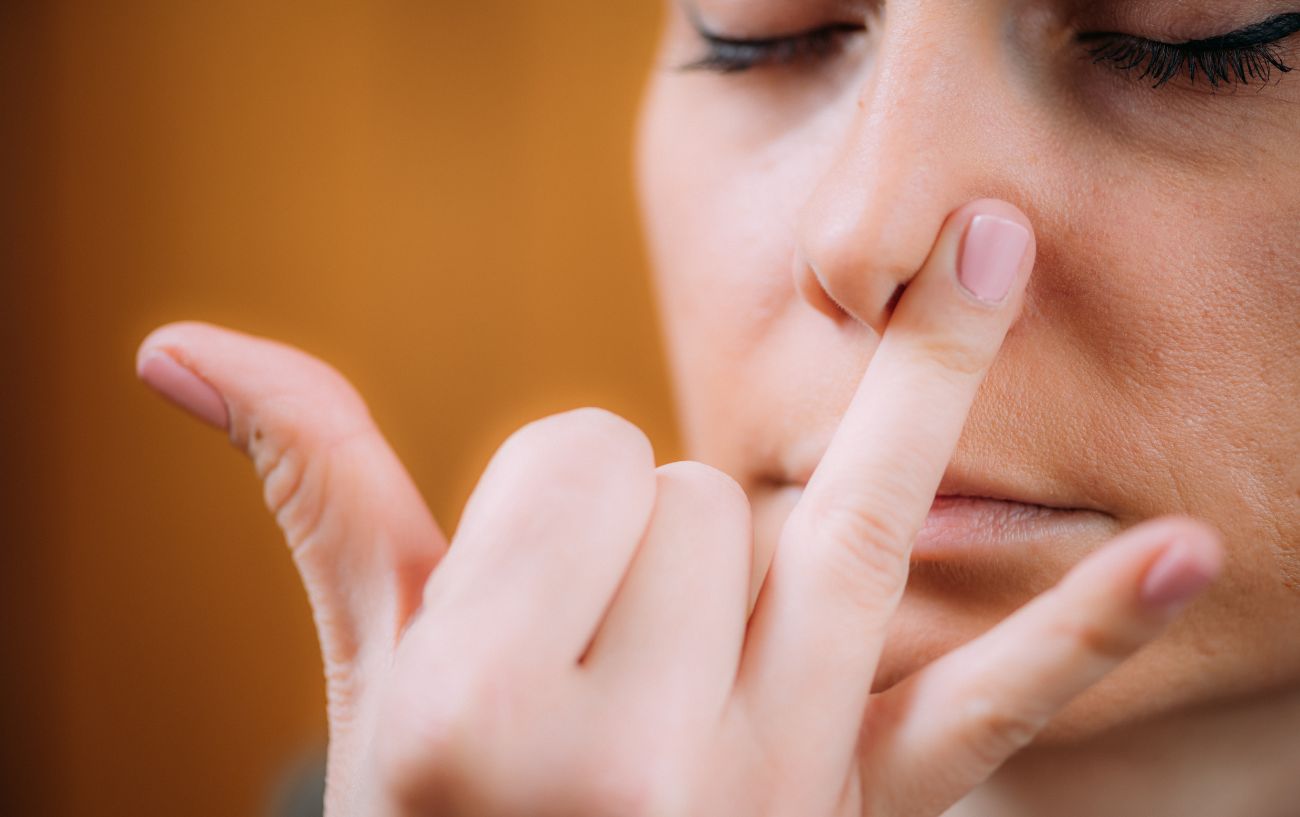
[789,494,912,596]
[550,406,652,454]
[252,428,305,514]
[1052,613,1144,663]
[957,694,1047,767]
[656,461,750,516]
[237,350,378,542]
[803,486,912,555]
[257,423,375,548]
[506,407,654,477]
[909,330,994,380]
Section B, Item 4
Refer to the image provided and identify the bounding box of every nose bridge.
[796,11,1000,328]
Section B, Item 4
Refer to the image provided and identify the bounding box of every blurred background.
[1,2,675,814]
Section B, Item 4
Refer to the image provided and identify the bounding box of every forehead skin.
[634,0,1300,740]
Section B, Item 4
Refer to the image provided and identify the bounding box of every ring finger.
[579,461,752,728]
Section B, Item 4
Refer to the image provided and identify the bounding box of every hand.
[136,199,1222,817]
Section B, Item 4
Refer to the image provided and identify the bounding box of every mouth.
[762,463,1113,561]
[912,494,1107,559]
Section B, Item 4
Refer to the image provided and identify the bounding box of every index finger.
[735,200,1036,779]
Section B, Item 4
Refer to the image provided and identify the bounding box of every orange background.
[1,3,674,814]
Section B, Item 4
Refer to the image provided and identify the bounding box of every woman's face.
[635,0,1300,742]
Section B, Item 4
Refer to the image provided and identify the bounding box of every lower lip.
[915,495,1103,559]
[759,483,1107,562]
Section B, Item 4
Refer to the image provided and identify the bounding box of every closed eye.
[678,21,866,74]
[677,8,1300,93]
[1080,12,1300,89]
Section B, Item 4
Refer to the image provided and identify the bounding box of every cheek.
[1043,159,1300,511]
[1031,158,1300,683]
[636,82,847,453]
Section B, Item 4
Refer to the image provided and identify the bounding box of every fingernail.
[958,214,1030,305]
[1140,536,1220,612]
[137,350,229,430]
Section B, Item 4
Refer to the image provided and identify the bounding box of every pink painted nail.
[1140,537,1220,611]
[137,350,229,430]
[958,214,1030,304]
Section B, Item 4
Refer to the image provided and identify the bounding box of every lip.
[763,455,1112,560]
[765,449,1114,559]
[778,454,1099,514]
[913,494,1105,559]
[765,485,1108,560]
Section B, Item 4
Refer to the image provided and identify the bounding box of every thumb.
[136,320,447,663]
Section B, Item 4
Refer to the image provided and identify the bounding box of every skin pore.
[636,0,1300,815]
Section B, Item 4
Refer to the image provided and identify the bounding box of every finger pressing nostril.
[956,215,1031,305]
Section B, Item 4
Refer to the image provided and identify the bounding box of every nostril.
[884,283,905,316]
[793,249,852,322]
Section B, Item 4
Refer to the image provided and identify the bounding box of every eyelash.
[1082,14,1300,89]
[680,23,863,74]
[681,13,1300,90]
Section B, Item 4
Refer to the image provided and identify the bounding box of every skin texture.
[134,1,1298,815]
[637,0,1300,738]
[635,0,1300,811]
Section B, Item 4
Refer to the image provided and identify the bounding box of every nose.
[794,11,1029,331]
